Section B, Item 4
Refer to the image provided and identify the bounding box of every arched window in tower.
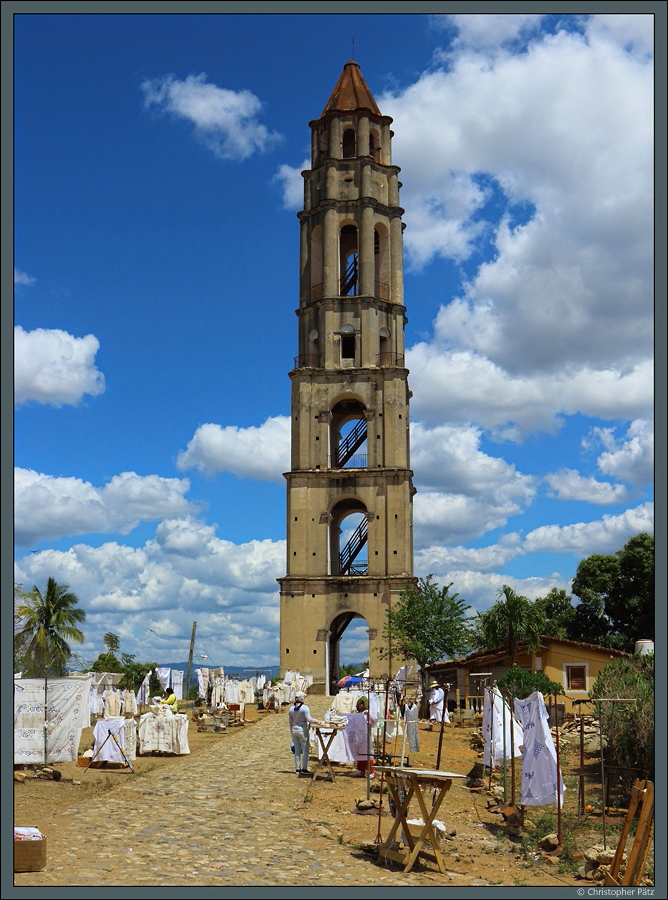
[318,127,329,164]
[339,324,356,365]
[378,327,391,367]
[342,128,356,158]
[310,225,323,300]
[329,499,369,576]
[340,225,358,296]
[374,224,389,300]
[369,128,381,162]
[308,329,319,367]
[331,398,367,468]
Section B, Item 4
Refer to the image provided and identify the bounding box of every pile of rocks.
[577,843,621,881]
[554,715,606,753]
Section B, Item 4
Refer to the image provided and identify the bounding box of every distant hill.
[164,663,279,685]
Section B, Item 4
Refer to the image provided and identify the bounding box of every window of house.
[565,664,587,691]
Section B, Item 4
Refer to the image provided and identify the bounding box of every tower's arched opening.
[369,127,381,162]
[329,499,369,576]
[340,225,358,296]
[330,399,367,468]
[310,224,323,300]
[374,224,389,300]
[328,611,369,693]
[342,127,356,158]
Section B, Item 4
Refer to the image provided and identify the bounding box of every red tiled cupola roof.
[320,60,382,117]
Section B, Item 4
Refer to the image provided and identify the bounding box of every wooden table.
[375,767,466,874]
[309,723,346,782]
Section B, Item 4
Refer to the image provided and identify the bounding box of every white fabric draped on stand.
[513,691,565,808]
[171,670,184,700]
[482,688,523,768]
[14,675,93,764]
[92,717,127,763]
[138,712,190,755]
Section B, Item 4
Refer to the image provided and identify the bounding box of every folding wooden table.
[309,722,346,782]
[375,766,466,874]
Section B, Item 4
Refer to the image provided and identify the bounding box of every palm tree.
[102,632,120,655]
[478,585,544,667]
[14,578,86,676]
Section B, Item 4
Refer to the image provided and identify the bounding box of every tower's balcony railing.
[376,351,405,367]
[310,281,389,302]
[340,453,367,469]
[293,354,322,368]
[347,561,368,576]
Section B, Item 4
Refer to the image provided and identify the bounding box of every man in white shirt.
[288,691,317,775]
[428,681,446,730]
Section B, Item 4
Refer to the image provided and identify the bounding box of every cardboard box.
[14,837,46,873]
[77,756,125,768]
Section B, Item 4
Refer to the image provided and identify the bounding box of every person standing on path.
[428,681,448,730]
[288,690,317,775]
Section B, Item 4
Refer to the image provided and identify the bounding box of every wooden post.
[554,693,562,849]
[184,621,197,705]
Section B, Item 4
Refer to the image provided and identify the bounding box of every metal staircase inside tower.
[340,255,358,296]
[336,418,367,467]
[339,516,368,575]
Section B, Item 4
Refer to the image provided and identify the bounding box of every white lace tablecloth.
[138,712,190,755]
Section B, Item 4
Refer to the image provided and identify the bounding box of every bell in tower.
[278,61,417,695]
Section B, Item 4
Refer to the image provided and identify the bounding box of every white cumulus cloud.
[141,72,281,161]
[587,419,654,486]
[380,20,652,380]
[14,468,197,547]
[14,269,36,285]
[14,522,285,667]
[176,416,290,481]
[544,469,633,505]
[15,326,106,407]
[523,502,654,556]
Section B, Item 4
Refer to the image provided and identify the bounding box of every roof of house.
[429,635,629,670]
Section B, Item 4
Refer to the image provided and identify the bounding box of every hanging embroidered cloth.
[513,691,565,808]
[482,687,523,768]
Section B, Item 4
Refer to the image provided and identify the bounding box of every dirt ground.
[14,703,654,888]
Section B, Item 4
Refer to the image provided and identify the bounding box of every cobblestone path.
[14,698,422,889]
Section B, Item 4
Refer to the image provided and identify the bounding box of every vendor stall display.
[375,767,467,874]
[138,711,190,755]
[14,674,93,765]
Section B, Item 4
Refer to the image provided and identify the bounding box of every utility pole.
[184,621,196,706]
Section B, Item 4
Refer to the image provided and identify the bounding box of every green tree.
[103,632,120,654]
[476,585,545,667]
[571,533,654,651]
[379,576,471,704]
[534,588,576,639]
[590,653,654,783]
[338,660,369,678]
[90,631,124,673]
[497,665,562,699]
[14,577,86,677]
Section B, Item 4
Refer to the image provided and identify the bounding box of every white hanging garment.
[514,692,565,808]
[136,671,151,707]
[482,688,523,768]
[155,667,171,692]
[171,670,184,700]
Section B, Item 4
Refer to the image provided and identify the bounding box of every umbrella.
[337,675,366,688]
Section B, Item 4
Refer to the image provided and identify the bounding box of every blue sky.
[13,11,654,670]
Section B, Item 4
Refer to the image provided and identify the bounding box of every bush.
[589,653,654,784]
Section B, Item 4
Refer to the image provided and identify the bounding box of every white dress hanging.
[514,691,565,808]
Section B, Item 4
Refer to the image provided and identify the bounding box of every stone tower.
[278,61,416,695]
